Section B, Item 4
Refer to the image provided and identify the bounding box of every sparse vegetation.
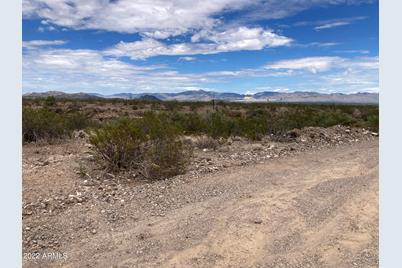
[23,99,379,140]
[23,97,378,177]
[22,107,93,143]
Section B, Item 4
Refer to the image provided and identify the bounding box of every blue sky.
[22,0,378,94]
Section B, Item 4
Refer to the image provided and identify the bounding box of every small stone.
[91,229,97,234]
[254,219,263,224]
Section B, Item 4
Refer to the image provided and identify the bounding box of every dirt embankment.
[22,126,378,267]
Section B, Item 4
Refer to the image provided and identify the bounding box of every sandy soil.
[22,137,378,267]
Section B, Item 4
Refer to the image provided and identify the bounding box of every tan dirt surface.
[22,139,378,268]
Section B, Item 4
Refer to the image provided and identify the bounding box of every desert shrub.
[237,117,267,140]
[366,114,379,131]
[194,135,220,150]
[22,108,93,143]
[138,113,192,178]
[141,137,192,179]
[205,111,235,138]
[88,118,146,171]
[88,114,192,178]
[236,109,269,140]
[66,101,82,112]
[23,108,67,142]
[65,112,94,130]
[164,100,180,111]
[138,112,179,139]
[44,96,56,107]
[171,112,206,135]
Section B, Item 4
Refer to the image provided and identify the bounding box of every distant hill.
[23,91,102,100]
[23,90,379,104]
[138,95,161,101]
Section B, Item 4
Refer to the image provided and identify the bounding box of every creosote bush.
[88,118,146,171]
[23,97,378,147]
[142,137,191,179]
[22,107,93,143]
[88,113,192,179]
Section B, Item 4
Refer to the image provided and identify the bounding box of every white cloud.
[336,49,370,54]
[22,0,248,36]
[264,56,378,74]
[23,0,374,36]
[105,27,292,59]
[178,56,197,62]
[192,26,292,49]
[344,56,378,69]
[265,57,344,73]
[22,40,67,49]
[313,16,367,31]
[294,42,339,48]
[23,47,215,93]
[263,56,379,93]
[23,45,379,94]
[314,21,351,30]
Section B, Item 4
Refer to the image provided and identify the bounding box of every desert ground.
[22,124,378,267]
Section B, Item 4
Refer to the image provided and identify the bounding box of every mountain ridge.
[23,90,379,104]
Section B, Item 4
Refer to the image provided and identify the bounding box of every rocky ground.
[22,125,378,267]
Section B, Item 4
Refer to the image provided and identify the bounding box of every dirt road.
[23,139,378,267]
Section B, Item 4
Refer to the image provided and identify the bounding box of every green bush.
[44,96,56,107]
[88,114,192,178]
[23,98,379,145]
[23,108,67,142]
[205,112,235,138]
[22,108,93,143]
[142,137,192,179]
[138,112,178,139]
[88,118,146,171]
[366,114,379,131]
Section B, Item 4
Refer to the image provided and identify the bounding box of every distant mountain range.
[23,90,379,104]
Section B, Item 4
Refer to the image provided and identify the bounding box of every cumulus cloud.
[23,0,374,35]
[105,27,292,59]
[23,44,378,94]
[23,47,216,93]
[22,0,247,35]
[192,26,292,48]
[22,0,378,94]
